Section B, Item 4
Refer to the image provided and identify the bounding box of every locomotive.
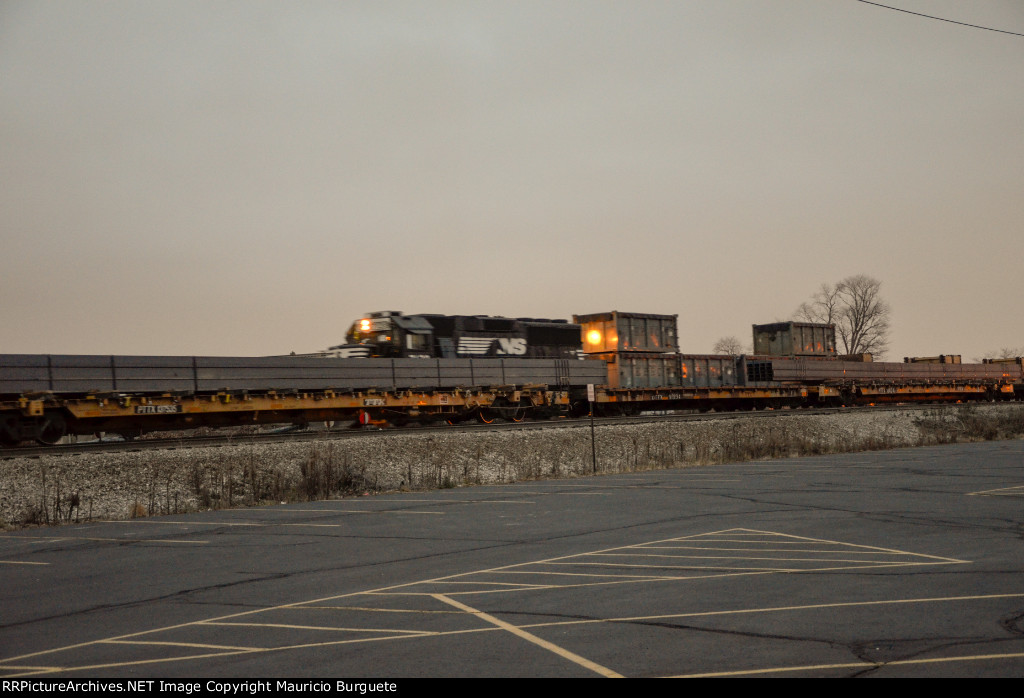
[323,311,583,359]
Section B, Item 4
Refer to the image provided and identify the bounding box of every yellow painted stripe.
[545,560,945,572]
[496,570,676,579]
[635,545,920,554]
[0,527,976,674]
[376,570,783,595]
[0,650,264,677]
[102,640,261,651]
[433,594,623,678]
[653,539,851,544]
[371,586,563,596]
[203,621,433,635]
[434,581,553,587]
[591,553,930,563]
[671,528,967,563]
[296,605,467,614]
[968,484,1024,496]
[520,592,1024,629]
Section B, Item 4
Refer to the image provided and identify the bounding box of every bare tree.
[794,275,890,358]
[713,336,746,354]
[977,346,1024,361]
[795,283,843,326]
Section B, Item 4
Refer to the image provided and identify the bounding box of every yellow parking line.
[0,527,977,676]
[693,529,966,563]
[591,553,926,563]
[636,545,917,554]
[2,649,265,676]
[203,621,433,635]
[520,592,1024,629]
[102,640,260,651]
[968,484,1024,496]
[546,560,950,573]
[296,605,466,614]
[370,585,564,596]
[433,593,623,678]
[546,561,807,572]
[435,581,554,588]
[495,570,679,580]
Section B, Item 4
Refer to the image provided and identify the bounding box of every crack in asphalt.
[999,609,1024,637]
[490,608,846,647]
[847,636,1009,677]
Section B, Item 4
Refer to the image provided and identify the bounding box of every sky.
[2,0,1022,361]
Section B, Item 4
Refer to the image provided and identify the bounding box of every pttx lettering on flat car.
[134,405,182,414]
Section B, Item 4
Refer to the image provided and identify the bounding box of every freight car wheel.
[36,413,67,446]
[388,415,410,427]
[570,401,591,418]
[509,401,531,422]
[0,416,21,447]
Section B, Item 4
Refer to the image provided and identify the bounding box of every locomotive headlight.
[586,330,602,345]
[360,319,371,332]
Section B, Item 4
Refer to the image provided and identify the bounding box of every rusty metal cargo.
[574,311,679,354]
[586,352,679,389]
[677,355,741,389]
[752,322,836,357]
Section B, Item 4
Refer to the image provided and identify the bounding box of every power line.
[855,0,1024,38]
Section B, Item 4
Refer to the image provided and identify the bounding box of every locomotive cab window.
[406,333,428,352]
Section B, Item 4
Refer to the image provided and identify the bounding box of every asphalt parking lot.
[2,440,1023,677]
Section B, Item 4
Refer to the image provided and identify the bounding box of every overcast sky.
[2,1,1021,360]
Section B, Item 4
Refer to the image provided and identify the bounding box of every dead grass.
[914,404,1024,444]
[5,404,1023,528]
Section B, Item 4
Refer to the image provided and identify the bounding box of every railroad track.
[0,402,967,459]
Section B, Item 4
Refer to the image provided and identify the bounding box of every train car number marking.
[364,398,385,406]
[134,405,183,414]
